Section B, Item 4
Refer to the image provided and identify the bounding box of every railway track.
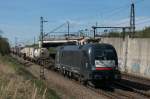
[121,72,150,86]
[70,77,149,99]
[11,54,150,99]
[113,82,150,99]
[62,75,131,99]
[119,73,150,97]
[85,80,150,99]
[86,85,132,99]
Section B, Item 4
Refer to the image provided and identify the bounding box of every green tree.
[106,26,150,38]
[135,27,150,38]
[0,35,10,55]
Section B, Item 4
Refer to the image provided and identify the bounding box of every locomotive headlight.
[114,74,120,79]
[94,75,102,79]
[91,66,96,70]
[115,66,119,70]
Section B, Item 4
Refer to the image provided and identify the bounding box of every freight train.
[11,43,121,86]
[11,47,53,68]
[20,47,49,60]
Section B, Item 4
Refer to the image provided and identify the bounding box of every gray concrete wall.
[101,37,150,79]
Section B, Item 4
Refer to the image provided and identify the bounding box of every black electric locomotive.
[55,43,121,85]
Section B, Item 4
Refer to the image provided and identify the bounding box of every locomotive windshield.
[94,49,116,67]
[95,49,116,60]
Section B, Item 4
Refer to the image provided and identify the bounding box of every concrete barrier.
[101,37,150,79]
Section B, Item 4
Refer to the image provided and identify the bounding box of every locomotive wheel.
[79,76,87,85]
[63,70,66,77]
[60,69,63,75]
[68,71,72,79]
[66,71,69,77]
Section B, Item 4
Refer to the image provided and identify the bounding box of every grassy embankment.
[0,55,60,99]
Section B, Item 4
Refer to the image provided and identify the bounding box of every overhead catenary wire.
[48,23,67,34]
[45,0,146,37]
[100,0,145,27]
[136,19,150,25]
[99,0,143,19]
[44,22,67,37]
[113,18,150,27]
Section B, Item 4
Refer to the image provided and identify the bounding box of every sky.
[0,0,150,45]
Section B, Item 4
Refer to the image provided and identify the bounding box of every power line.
[113,18,150,27]
[102,6,129,19]
[99,0,145,26]
[101,0,142,18]
[45,22,67,37]
[49,23,67,33]
[136,19,150,25]
[101,2,130,17]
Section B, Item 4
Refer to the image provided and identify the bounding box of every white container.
[20,47,35,59]
[34,48,49,59]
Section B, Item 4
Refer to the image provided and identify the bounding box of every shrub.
[0,36,10,55]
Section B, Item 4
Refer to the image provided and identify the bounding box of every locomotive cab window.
[95,49,115,60]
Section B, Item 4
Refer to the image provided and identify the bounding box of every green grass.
[0,55,60,99]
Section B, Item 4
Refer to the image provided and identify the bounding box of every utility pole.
[93,22,98,39]
[95,22,98,34]
[39,16,48,80]
[122,28,126,40]
[67,21,70,38]
[15,37,18,47]
[93,27,96,39]
[130,0,135,36]
[40,17,43,48]
[124,0,136,73]
[34,36,35,46]
[40,16,48,48]
[15,37,18,55]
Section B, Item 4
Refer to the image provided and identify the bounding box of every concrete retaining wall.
[101,37,150,79]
